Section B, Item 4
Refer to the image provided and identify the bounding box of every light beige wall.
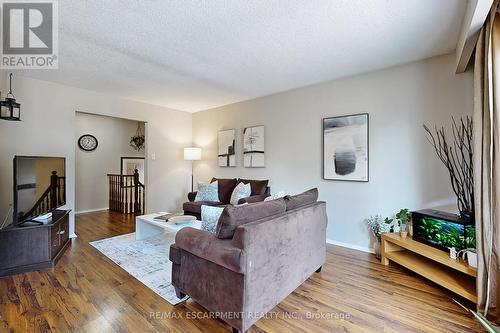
[75,113,145,213]
[0,75,193,236]
[192,54,473,252]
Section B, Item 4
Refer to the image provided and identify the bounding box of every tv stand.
[381,233,477,303]
[0,209,71,276]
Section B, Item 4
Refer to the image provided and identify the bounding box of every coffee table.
[135,212,202,240]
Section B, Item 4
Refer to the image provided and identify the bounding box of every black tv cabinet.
[0,209,71,277]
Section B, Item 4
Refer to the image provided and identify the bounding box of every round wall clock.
[78,134,98,152]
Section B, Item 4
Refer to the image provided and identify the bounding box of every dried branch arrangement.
[423,116,474,213]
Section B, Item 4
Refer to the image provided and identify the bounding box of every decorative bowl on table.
[169,215,197,225]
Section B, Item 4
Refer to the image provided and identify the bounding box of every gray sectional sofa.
[170,188,327,333]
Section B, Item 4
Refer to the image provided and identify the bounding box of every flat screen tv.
[13,156,66,225]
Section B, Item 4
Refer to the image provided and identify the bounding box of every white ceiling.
[18,0,467,112]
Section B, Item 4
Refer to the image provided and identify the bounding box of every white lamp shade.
[184,147,202,161]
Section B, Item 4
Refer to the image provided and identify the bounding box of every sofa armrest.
[238,194,269,204]
[174,227,246,274]
[187,191,197,202]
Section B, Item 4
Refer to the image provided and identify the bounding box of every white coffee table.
[135,212,202,240]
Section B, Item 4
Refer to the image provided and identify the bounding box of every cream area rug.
[90,232,188,305]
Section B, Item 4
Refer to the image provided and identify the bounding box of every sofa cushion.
[283,188,319,211]
[216,198,286,239]
[201,205,225,234]
[212,178,238,204]
[183,201,223,215]
[264,191,285,201]
[230,182,251,206]
[195,181,219,202]
[238,178,269,196]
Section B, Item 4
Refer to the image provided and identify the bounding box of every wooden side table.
[381,233,477,303]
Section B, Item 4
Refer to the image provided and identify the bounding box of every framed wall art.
[323,113,369,181]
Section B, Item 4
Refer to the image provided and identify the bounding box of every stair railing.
[107,169,145,215]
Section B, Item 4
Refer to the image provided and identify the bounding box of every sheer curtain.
[473,0,500,322]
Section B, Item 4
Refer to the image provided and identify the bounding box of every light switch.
[151,153,156,160]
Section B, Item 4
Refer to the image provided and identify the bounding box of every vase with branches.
[423,116,474,220]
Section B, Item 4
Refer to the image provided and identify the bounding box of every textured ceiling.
[17,0,467,112]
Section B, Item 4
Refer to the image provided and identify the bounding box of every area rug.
[90,232,188,305]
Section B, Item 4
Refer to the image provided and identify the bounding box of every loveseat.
[183,178,271,220]
[170,188,327,333]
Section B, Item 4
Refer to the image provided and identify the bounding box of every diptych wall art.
[218,129,236,167]
[243,125,265,167]
[323,113,369,181]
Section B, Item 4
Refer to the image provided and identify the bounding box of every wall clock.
[78,134,98,152]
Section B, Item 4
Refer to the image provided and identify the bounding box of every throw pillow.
[211,178,238,204]
[201,205,224,234]
[230,182,251,206]
[237,179,269,195]
[195,181,219,202]
[264,191,285,201]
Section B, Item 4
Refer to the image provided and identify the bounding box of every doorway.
[75,112,147,216]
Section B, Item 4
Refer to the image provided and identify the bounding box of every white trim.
[70,233,78,239]
[326,238,374,254]
[75,208,108,215]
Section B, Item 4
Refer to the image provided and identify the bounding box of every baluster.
[113,176,116,212]
[133,169,139,215]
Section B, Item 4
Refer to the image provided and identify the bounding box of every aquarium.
[412,210,475,252]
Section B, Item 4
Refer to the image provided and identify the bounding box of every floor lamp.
[184,147,202,192]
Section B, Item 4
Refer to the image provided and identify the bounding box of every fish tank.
[412,209,475,252]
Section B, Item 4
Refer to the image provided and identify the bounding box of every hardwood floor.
[0,211,482,332]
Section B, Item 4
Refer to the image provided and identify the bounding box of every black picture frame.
[120,157,145,175]
[322,113,369,182]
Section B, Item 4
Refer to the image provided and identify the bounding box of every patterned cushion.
[201,205,224,234]
[195,181,219,202]
[264,191,285,201]
[237,179,269,195]
[230,182,251,206]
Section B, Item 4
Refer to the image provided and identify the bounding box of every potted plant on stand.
[365,215,393,259]
[396,209,411,238]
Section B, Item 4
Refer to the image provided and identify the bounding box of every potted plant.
[365,215,393,259]
[396,208,411,238]
[130,122,145,151]
[458,248,478,268]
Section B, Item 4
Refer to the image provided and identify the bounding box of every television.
[13,156,66,225]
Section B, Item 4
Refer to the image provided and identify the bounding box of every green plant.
[396,209,410,225]
[454,299,500,333]
[396,209,411,231]
[441,225,463,249]
[366,215,392,238]
[419,218,442,240]
[384,217,393,225]
[465,226,476,249]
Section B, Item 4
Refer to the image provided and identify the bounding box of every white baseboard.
[75,208,108,215]
[326,239,375,254]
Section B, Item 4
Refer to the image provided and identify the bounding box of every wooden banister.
[20,171,65,221]
[107,169,145,215]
